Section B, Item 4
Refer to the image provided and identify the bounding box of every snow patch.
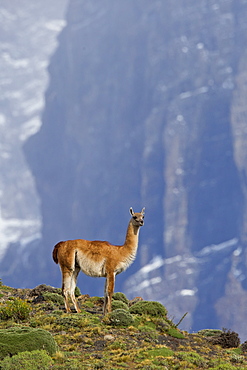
[233,247,242,257]
[44,19,66,32]
[198,238,238,257]
[138,255,164,275]
[2,52,30,69]
[179,289,197,296]
[136,277,162,290]
[197,43,204,50]
[21,98,44,116]
[0,208,41,259]
[0,114,6,126]
[20,117,42,141]
[180,91,192,99]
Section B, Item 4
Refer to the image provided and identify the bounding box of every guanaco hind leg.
[62,267,80,313]
[70,266,81,313]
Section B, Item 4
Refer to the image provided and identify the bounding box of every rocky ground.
[0,281,246,369]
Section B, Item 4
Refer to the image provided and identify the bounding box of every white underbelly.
[76,252,106,277]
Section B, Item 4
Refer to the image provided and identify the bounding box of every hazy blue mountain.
[2,0,247,339]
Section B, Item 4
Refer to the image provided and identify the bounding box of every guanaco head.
[129,207,145,227]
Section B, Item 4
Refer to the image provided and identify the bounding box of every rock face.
[0,1,67,262]
[4,0,247,338]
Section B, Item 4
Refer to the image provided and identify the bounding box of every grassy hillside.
[0,281,246,369]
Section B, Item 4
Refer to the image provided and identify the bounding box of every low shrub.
[56,315,85,329]
[74,286,81,297]
[111,300,129,311]
[208,328,240,348]
[198,329,222,337]
[0,298,31,321]
[241,340,247,353]
[108,309,134,326]
[0,349,53,370]
[0,326,58,360]
[138,325,158,340]
[154,318,170,332]
[112,292,128,305]
[129,301,167,317]
[42,292,64,305]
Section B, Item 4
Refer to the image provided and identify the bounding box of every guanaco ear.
[141,207,145,215]
[130,207,134,216]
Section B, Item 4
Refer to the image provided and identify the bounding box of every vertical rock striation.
[6,0,247,337]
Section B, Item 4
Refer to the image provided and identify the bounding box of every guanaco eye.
[133,216,137,220]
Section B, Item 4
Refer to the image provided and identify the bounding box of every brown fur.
[52,207,145,315]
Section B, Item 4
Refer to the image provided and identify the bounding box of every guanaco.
[52,207,145,314]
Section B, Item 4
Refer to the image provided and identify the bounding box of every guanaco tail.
[52,207,145,314]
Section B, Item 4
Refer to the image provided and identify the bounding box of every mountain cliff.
[3,0,247,339]
[0,1,67,268]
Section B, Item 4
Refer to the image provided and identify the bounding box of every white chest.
[115,253,136,275]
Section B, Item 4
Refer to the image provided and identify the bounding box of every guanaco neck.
[123,220,140,252]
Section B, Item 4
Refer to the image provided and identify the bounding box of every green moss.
[129,301,167,317]
[0,349,53,370]
[145,347,174,358]
[108,309,134,326]
[112,292,128,304]
[167,327,185,339]
[0,326,58,360]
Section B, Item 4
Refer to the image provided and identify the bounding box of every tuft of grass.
[0,298,32,321]
[176,351,207,368]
